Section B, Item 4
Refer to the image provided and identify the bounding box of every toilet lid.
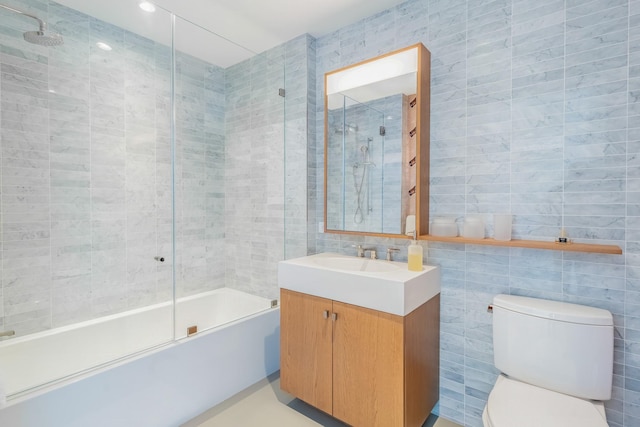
[486,375,609,427]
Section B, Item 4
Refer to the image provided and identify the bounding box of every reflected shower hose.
[352,145,371,224]
[353,164,367,224]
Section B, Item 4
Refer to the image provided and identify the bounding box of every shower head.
[23,30,64,46]
[0,3,64,46]
[335,124,358,134]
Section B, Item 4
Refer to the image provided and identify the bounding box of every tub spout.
[0,330,15,338]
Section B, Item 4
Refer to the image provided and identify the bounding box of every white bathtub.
[0,287,279,426]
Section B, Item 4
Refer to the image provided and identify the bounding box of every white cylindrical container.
[493,214,512,241]
[463,216,484,239]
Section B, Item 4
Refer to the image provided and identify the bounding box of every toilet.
[483,294,613,427]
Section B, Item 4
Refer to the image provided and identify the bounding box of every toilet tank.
[492,294,613,400]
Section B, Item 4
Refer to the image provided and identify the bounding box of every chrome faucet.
[386,248,399,261]
[364,249,377,259]
[352,244,376,258]
[352,244,365,257]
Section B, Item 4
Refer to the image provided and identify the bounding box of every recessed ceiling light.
[139,1,156,12]
[96,42,112,51]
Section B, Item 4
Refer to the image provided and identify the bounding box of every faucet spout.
[386,248,399,261]
[363,248,377,259]
[352,244,365,257]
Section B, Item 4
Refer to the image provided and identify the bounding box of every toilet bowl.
[483,295,613,427]
[482,375,608,427]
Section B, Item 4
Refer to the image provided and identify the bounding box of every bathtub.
[0,287,280,427]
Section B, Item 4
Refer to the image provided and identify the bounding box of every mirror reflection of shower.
[353,137,375,224]
[327,93,386,231]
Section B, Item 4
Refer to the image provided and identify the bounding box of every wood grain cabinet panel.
[280,289,440,427]
[332,301,404,426]
[280,289,333,414]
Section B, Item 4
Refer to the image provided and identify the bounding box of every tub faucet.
[0,330,15,338]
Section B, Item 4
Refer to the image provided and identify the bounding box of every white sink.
[312,256,401,273]
[278,253,440,316]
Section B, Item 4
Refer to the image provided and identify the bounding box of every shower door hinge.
[278,88,285,97]
[379,126,386,136]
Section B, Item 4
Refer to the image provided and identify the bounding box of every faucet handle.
[369,249,377,260]
[386,248,399,261]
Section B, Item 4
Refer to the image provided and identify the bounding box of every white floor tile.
[182,372,463,427]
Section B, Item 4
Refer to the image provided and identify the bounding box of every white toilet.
[483,294,614,427]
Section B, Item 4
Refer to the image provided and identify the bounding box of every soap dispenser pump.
[408,231,423,271]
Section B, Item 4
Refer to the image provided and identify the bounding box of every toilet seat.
[483,375,609,427]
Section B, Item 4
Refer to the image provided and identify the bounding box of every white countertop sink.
[312,256,401,273]
[278,252,440,316]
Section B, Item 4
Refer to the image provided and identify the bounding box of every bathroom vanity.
[278,253,440,427]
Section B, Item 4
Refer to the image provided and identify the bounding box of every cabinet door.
[280,289,333,414]
[332,301,404,427]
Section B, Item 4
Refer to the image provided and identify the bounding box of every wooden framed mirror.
[324,43,430,238]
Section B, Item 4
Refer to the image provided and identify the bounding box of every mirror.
[324,43,430,238]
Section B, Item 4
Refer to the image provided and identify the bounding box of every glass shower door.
[0,0,175,397]
[172,16,283,339]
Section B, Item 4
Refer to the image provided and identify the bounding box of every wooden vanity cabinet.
[280,288,440,427]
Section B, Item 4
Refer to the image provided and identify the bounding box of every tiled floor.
[182,372,462,427]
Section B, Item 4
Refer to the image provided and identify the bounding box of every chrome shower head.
[335,124,358,134]
[23,30,64,46]
[0,3,64,46]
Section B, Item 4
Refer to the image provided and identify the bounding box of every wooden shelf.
[420,235,623,255]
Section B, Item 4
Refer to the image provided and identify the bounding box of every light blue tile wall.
[313,0,640,425]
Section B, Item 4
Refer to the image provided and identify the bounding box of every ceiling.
[54,0,404,67]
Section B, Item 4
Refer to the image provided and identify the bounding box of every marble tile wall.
[312,0,640,426]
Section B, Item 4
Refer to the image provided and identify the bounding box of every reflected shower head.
[0,3,64,46]
[335,124,358,134]
[23,30,64,46]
